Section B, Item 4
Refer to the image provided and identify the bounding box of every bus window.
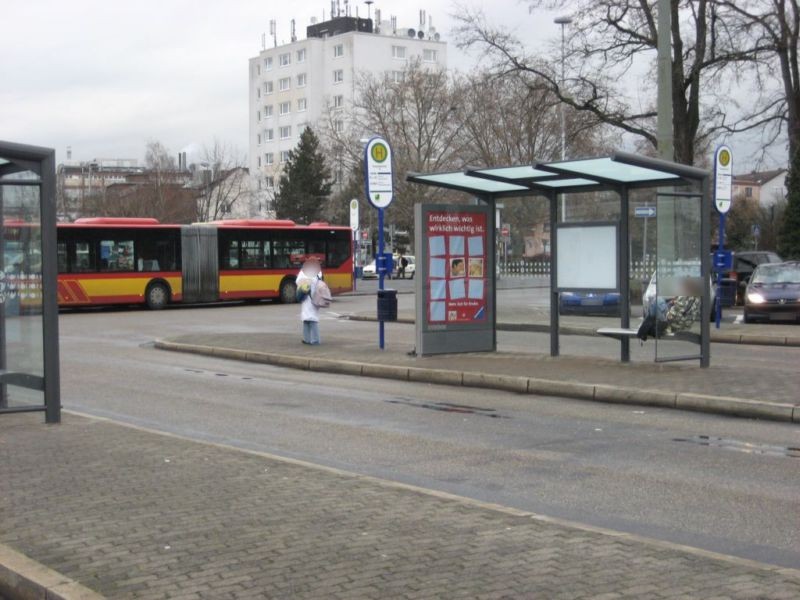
[273,240,305,269]
[137,237,178,272]
[327,238,350,268]
[307,240,326,263]
[220,240,239,269]
[74,242,96,272]
[99,240,135,272]
[241,240,269,269]
[57,242,68,273]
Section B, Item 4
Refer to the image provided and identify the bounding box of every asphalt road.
[58,295,800,569]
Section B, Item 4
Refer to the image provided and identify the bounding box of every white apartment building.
[248,13,447,216]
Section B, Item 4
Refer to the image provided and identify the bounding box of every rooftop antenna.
[344,0,349,17]
[365,1,373,21]
[374,7,381,32]
[261,32,265,49]
[391,15,396,34]
[330,1,335,18]
[269,20,277,47]
[66,146,72,160]
[419,10,426,29]
[290,18,296,42]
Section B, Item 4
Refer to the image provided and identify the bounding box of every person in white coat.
[296,257,322,344]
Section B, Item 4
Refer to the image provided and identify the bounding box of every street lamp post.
[554,15,572,221]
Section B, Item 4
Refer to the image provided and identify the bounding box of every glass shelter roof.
[408,151,708,197]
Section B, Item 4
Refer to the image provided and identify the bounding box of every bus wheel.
[279,278,297,304]
[146,282,170,310]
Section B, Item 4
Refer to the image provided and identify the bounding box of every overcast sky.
[0,0,778,170]
[0,0,543,164]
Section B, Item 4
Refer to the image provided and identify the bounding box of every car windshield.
[751,264,800,284]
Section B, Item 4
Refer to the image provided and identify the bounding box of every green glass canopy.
[408,151,708,197]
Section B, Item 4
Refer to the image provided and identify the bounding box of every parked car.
[729,251,783,304]
[744,262,800,323]
[394,255,416,279]
[362,260,378,279]
[559,291,620,316]
[362,259,394,280]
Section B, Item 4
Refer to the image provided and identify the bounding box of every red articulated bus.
[55,218,353,309]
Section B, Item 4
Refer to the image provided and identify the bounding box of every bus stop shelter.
[407,151,711,367]
[0,141,60,423]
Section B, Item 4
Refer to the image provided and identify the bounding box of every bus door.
[181,225,219,303]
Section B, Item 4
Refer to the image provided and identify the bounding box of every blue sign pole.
[364,136,394,350]
[716,211,726,329]
[377,207,385,349]
[713,145,733,329]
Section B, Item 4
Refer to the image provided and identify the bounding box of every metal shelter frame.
[407,150,711,368]
[0,141,61,423]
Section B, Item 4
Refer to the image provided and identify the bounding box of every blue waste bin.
[377,289,398,321]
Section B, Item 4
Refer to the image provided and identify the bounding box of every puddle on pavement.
[183,368,256,383]
[386,397,508,418]
[672,435,800,458]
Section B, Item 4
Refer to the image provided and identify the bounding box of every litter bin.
[377,289,398,322]
[719,278,737,307]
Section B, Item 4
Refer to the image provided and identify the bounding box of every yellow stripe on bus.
[65,276,183,299]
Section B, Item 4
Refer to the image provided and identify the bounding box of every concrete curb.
[154,340,800,424]
[346,315,800,347]
[0,542,104,600]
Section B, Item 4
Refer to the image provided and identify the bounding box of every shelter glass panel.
[0,172,45,408]
[653,193,704,362]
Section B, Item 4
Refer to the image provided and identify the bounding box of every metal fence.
[497,260,659,280]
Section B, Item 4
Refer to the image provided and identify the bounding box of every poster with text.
[426,210,487,324]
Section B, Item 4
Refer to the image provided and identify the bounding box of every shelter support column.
[619,187,630,362]
[40,150,60,423]
[700,176,711,368]
[549,192,559,357]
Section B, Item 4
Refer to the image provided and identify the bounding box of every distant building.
[732,169,788,207]
[248,11,447,216]
[57,158,144,220]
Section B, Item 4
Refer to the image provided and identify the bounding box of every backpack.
[311,280,332,308]
[667,296,699,331]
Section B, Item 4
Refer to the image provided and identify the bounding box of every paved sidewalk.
[2,413,800,599]
[159,330,800,421]
[353,309,800,347]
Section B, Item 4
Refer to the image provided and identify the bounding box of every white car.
[362,260,378,279]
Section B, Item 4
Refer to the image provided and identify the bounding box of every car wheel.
[145,282,170,310]
[279,278,297,304]
[743,311,755,324]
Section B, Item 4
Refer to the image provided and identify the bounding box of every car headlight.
[747,292,766,304]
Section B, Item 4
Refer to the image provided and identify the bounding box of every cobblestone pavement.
[2,413,799,599]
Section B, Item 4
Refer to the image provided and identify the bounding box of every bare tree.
[319,60,469,232]
[195,140,252,222]
[455,1,772,165]
[457,71,617,165]
[716,1,800,160]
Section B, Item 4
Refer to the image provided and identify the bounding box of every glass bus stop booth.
[0,141,61,423]
[407,151,711,367]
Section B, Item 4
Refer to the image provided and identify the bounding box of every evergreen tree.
[274,127,332,223]
[779,148,800,259]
